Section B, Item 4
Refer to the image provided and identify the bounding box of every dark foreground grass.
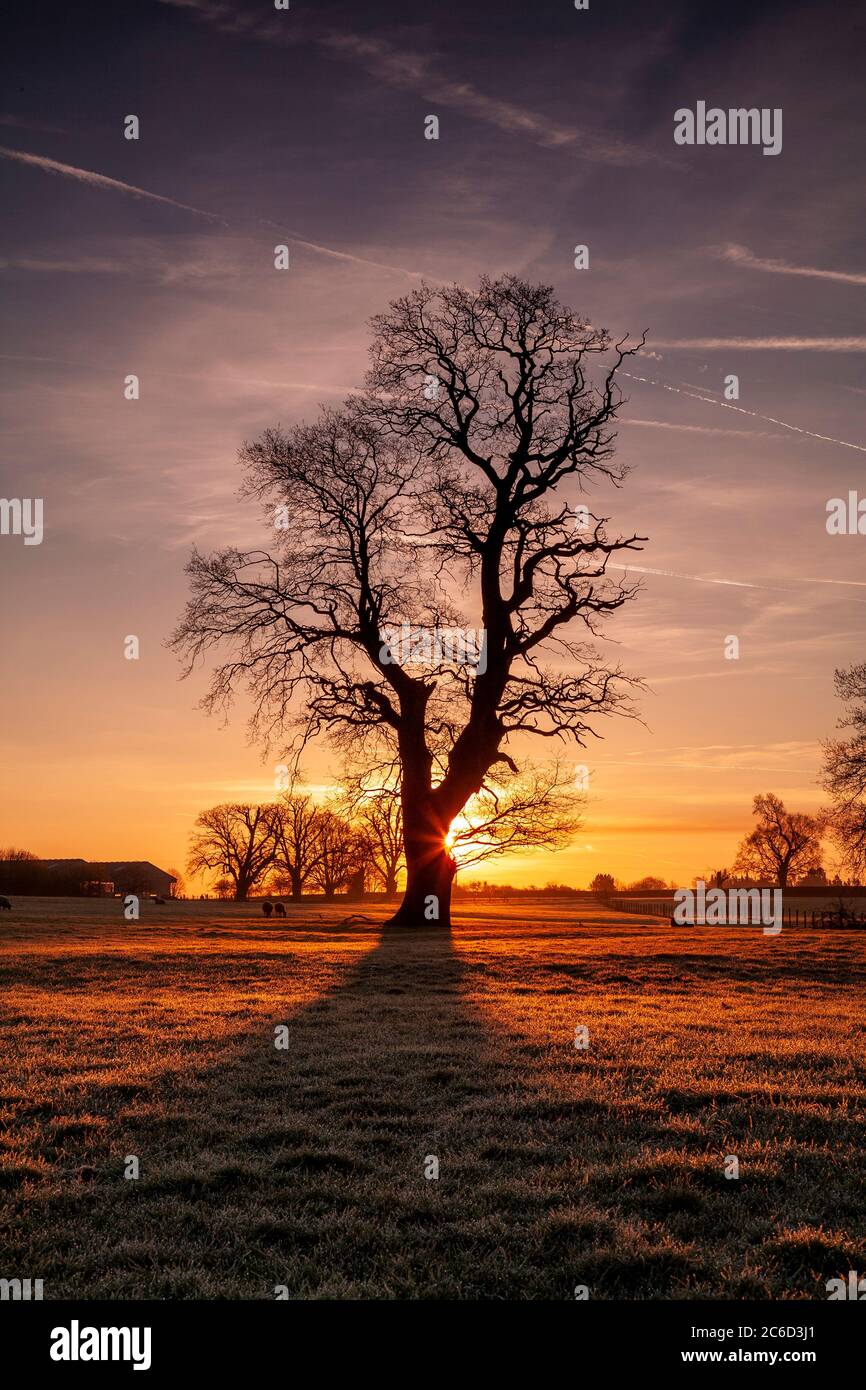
[1,897,864,1299]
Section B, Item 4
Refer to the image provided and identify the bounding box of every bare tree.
[732,793,824,888]
[271,790,323,900]
[340,774,404,896]
[172,276,644,928]
[166,867,186,898]
[447,763,581,867]
[310,809,359,898]
[187,803,276,901]
[821,663,866,880]
[703,867,730,888]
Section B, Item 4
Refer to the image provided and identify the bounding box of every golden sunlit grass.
[1,897,865,1298]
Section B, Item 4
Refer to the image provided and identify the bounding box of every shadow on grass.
[114,926,524,1297]
[6,923,864,1298]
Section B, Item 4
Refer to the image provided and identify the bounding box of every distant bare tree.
[821,663,866,879]
[340,774,405,896]
[703,867,730,888]
[172,276,644,928]
[187,803,276,901]
[732,794,824,888]
[310,810,359,898]
[271,791,323,900]
[166,867,185,898]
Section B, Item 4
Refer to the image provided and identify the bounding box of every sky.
[1,0,864,889]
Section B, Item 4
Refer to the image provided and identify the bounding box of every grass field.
[1,897,864,1300]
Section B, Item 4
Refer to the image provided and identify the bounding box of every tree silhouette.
[703,867,730,889]
[172,276,644,928]
[732,793,824,888]
[187,803,276,901]
[310,809,360,898]
[446,763,581,867]
[166,866,186,898]
[589,873,616,895]
[271,790,323,900]
[339,773,405,896]
[821,662,866,879]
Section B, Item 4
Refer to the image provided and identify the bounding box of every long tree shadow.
[119,926,516,1298]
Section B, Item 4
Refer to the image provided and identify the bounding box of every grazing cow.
[0,896,11,911]
[262,901,273,917]
[274,902,286,918]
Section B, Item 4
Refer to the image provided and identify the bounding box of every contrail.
[270,230,431,281]
[651,336,866,351]
[620,370,866,454]
[608,563,771,590]
[0,144,223,221]
[804,576,866,588]
[0,144,431,281]
[608,563,866,604]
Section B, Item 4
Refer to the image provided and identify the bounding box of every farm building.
[0,859,176,897]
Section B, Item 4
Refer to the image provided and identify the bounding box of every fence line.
[609,898,866,928]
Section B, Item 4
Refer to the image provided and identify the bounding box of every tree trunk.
[290,870,302,902]
[386,687,459,929]
[385,796,455,929]
[385,847,455,928]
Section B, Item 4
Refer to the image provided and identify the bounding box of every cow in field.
[0,896,11,911]
[274,902,286,918]
[261,901,273,917]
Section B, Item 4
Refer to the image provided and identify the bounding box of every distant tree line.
[452,880,593,898]
[187,789,404,902]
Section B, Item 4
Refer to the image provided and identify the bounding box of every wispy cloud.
[159,0,657,164]
[0,255,130,275]
[651,336,866,351]
[319,29,640,160]
[715,242,866,287]
[0,113,68,135]
[620,416,782,439]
